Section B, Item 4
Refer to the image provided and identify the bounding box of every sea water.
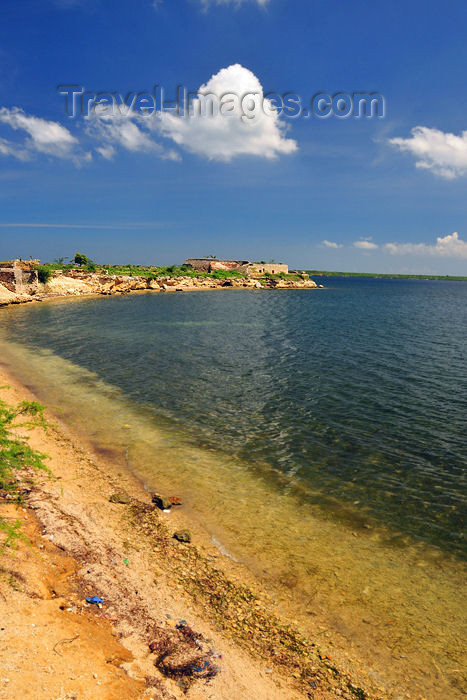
[0,278,465,697]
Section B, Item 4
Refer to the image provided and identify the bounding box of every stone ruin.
[0,259,39,294]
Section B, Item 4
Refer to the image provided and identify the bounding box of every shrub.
[36,265,53,284]
[210,269,243,279]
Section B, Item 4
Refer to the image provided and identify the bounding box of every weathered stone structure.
[249,263,289,275]
[0,260,39,294]
[184,259,289,275]
[185,258,251,273]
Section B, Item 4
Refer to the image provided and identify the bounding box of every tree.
[74,252,89,266]
[53,257,67,265]
[206,254,218,259]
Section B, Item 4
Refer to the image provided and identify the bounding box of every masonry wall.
[250,263,289,275]
[0,263,38,293]
[185,259,251,273]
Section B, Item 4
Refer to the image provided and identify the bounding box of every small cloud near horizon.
[354,237,378,250]
[384,231,467,259]
[321,240,343,249]
[152,0,270,10]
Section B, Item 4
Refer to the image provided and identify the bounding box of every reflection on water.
[0,280,466,697]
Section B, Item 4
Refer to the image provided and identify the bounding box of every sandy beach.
[0,363,383,700]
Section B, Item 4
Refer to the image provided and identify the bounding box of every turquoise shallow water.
[0,278,465,555]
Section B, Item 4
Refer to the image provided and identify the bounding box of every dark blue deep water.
[1,278,466,555]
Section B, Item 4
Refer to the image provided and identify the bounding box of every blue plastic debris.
[86,596,103,605]
[194,660,210,674]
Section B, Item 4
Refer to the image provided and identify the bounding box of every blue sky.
[1,0,467,273]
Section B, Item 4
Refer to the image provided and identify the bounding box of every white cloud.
[388,126,467,179]
[0,136,30,161]
[0,107,80,159]
[200,0,269,5]
[159,64,297,161]
[354,237,378,250]
[154,0,269,10]
[0,106,88,163]
[1,65,298,166]
[321,240,343,249]
[86,113,161,157]
[87,113,184,161]
[95,144,116,160]
[384,232,467,259]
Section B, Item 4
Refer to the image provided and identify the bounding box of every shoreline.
[0,270,322,308]
[0,363,381,700]
[0,296,466,699]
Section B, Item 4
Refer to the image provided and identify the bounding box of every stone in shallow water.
[152,494,172,510]
[173,530,191,543]
[109,491,131,504]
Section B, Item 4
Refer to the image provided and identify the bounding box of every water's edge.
[0,324,465,698]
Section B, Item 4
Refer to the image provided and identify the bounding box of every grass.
[0,392,49,553]
[101,264,244,280]
[38,262,246,280]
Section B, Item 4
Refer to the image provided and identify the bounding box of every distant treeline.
[306,270,467,281]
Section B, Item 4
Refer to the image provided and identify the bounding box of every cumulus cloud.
[384,232,467,259]
[159,64,297,161]
[354,237,378,250]
[321,240,343,249]
[1,64,298,166]
[0,106,85,162]
[388,126,467,179]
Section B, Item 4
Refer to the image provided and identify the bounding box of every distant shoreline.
[306,270,467,281]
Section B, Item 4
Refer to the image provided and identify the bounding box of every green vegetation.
[37,262,74,272]
[262,271,303,281]
[35,264,53,284]
[306,270,467,281]
[0,394,48,552]
[43,257,307,282]
[32,254,302,282]
[100,263,244,280]
[74,252,89,266]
